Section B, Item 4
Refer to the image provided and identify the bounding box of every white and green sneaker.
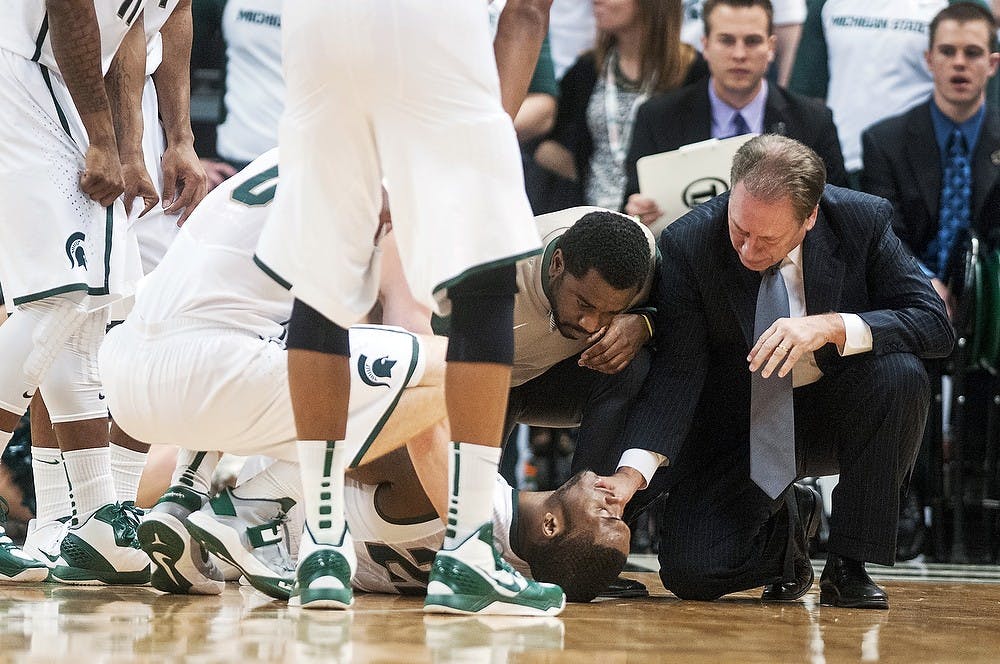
[288,524,356,610]
[50,503,151,585]
[185,487,296,601]
[22,517,70,569]
[137,485,225,595]
[0,498,49,582]
[424,523,565,616]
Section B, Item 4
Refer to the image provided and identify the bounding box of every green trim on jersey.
[39,65,72,139]
[432,247,542,297]
[31,14,49,63]
[253,255,292,290]
[349,332,421,469]
[11,283,89,307]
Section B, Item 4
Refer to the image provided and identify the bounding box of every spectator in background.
[623,0,847,227]
[549,0,597,80]
[789,0,951,186]
[536,0,709,212]
[681,0,806,85]
[861,2,1000,561]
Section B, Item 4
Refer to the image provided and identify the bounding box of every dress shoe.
[597,576,649,599]
[761,484,821,602]
[819,553,889,609]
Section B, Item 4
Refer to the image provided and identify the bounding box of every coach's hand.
[579,313,650,374]
[748,313,846,379]
[120,158,159,218]
[624,193,662,227]
[594,467,644,506]
[201,158,238,192]
[80,142,125,208]
[161,143,208,225]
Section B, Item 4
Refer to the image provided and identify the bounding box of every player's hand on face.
[80,143,125,207]
[200,158,237,192]
[624,193,662,227]
[579,313,648,374]
[120,158,159,218]
[161,143,209,225]
[748,314,838,379]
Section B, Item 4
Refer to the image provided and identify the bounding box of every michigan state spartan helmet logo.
[357,354,396,388]
[65,232,87,269]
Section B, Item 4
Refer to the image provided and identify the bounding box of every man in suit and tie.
[861,1,1000,560]
[622,0,847,227]
[604,135,953,609]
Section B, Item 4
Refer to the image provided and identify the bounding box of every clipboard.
[636,134,756,236]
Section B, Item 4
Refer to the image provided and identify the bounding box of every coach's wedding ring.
[776,344,790,353]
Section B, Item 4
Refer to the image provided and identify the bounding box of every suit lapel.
[763,87,789,136]
[802,209,844,321]
[719,219,760,348]
[971,107,1000,224]
[907,103,942,221]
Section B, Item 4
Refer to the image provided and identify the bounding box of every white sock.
[109,443,147,504]
[62,446,116,523]
[297,440,346,546]
[31,446,72,522]
[442,442,500,551]
[169,449,219,496]
[238,459,303,504]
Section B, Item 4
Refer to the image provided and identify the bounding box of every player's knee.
[447,264,516,365]
[286,298,351,356]
[40,308,108,422]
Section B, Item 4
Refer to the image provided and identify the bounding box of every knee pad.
[286,299,351,356]
[0,293,88,415]
[39,307,109,423]
[447,264,516,364]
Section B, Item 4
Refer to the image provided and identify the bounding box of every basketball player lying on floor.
[98,148,629,608]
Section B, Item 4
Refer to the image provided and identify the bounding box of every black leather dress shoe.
[597,576,649,599]
[761,484,821,602]
[819,553,889,609]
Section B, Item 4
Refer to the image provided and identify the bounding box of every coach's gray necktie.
[750,262,795,499]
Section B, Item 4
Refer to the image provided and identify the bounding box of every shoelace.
[118,503,143,541]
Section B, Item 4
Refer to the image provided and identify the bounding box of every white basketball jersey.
[348,476,530,595]
[143,0,181,75]
[130,148,290,339]
[216,0,285,164]
[0,1,149,75]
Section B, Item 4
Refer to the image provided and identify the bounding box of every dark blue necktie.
[750,263,795,499]
[731,112,751,138]
[934,127,972,276]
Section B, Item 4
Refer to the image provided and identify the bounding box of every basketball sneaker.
[424,522,565,616]
[50,503,151,585]
[0,498,49,582]
[288,523,356,610]
[185,487,296,601]
[22,517,70,569]
[137,485,225,595]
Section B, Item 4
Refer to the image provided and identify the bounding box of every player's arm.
[153,0,208,224]
[46,0,123,206]
[493,0,552,119]
[106,16,158,217]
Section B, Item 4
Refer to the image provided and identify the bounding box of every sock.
[62,446,116,523]
[31,446,72,522]
[109,443,147,504]
[442,442,500,552]
[169,449,220,496]
[238,459,303,504]
[297,440,346,546]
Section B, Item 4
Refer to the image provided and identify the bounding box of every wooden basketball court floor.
[0,558,997,663]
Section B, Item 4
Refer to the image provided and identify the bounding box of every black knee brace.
[446,263,517,364]
[286,299,351,356]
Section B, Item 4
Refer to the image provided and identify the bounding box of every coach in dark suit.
[622,0,847,226]
[609,135,953,609]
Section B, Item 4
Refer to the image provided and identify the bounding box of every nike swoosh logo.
[150,550,183,588]
[36,459,60,466]
[23,391,34,399]
[38,550,60,563]
[98,393,105,400]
